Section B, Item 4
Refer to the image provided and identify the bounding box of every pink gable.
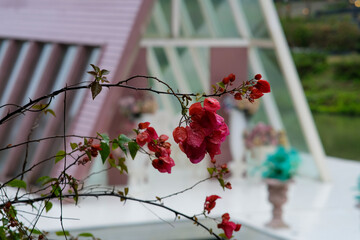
[0,0,154,183]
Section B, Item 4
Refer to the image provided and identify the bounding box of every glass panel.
[238,0,270,38]
[254,48,319,179]
[256,48,307,151]
[181,0,212,38]
[175,47,207,93]
[144,0,171,37]
[211,0,240,37]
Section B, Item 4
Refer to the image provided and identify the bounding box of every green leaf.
[112,141,119,150]
[100,69,110,75]
[45,201,52,213]
[118,134,131,144]
[70,142,78,150]
[211,84,217,93]
[56,231,70,236]
[51,184,62,197]
[6,179,27,190]
[87,71,97,76]
[195,93,204,101]
[78,232,94,237]
[128,141,139,160]
[36,175,51,184]
[216,81,225,89]
[118,134,131,155]
[118,157,128,174]
[90,81,102,100]
[40,177,58,186]
[44,109,56,117]
[30,229,42,235]
[31,104,47,110]
[218,178,225,190]
[100,142,110,164]
[90,64,100,73]
[207,167,215,176]
[55,150,66,163]
[124,187,129,196]
[97,132,110,144]
[218,233,229,239]
[0,227,6,239]
[108,158,116,168]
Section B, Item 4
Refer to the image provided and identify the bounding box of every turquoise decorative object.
[262,146,301,181]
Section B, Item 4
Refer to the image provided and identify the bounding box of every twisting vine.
[0,64,271,240]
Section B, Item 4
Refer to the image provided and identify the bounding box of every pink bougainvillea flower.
[173,126,188,143]
[217,213,242,239]
[136,131,150,146]
[138,122,150,129]
[173,98,229,164]
[204,195,221,214]
[136,123,175,173]
[255,79,271,93]
[181,139,207,164]
[146,127,158,140]
[249,87,264,100]
[204,97,221,112]
[152,156,175,173]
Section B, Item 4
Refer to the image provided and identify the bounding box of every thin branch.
[0,75,233,126]
[0,135,100,152]
[3,192,221,240]
[157,177,212,201]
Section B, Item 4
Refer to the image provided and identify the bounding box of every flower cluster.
[244,122,279,149]
[262,146,301,181]
[204,195,221,214]
[136,122,175,173]
[207,164,232,190]
[217,213,242,239]
[78,138,102,165]
[219,73,271,103]
[173,98,229,164]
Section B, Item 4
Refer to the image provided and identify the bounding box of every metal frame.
[141,0,329,181]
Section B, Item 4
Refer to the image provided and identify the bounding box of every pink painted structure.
[0,0,155,184]
[0,0,249,185]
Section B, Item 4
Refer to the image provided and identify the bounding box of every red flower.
[136,131,150,147]
[173,127,188,143]
[91,144,102,151]
[228,73,236,82]
[225,182,232,189]
[254,79,271,93]
[152,156,175,173]
[254,73,262,80]
[173,98,229,164]
[222,77,230,84]
[204,195,221,214]
[249,87,264,99]
[234,93,242,100]
[204,97,221,112]
[136,123,175,173]
[217,213,241,239]
[138,122,150,129]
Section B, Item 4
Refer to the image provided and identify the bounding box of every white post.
[259,0,330,181]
